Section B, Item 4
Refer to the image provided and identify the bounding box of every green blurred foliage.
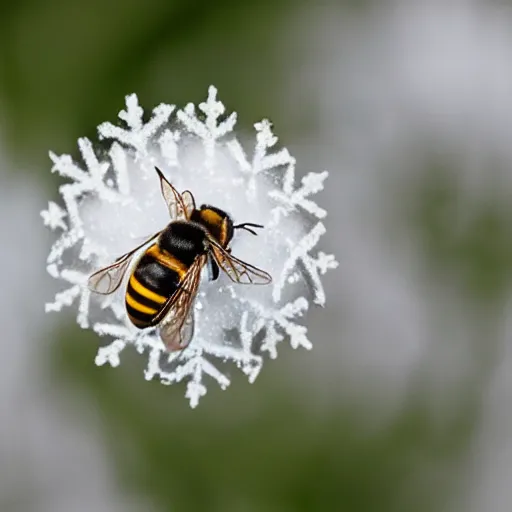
[52,325,474,512]
[0,0,300,169]
[409,157,512,304]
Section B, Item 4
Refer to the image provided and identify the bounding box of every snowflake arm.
[235,294,311,359]
[269,165,329,222]
[41,201,67,231]
[226,120,295,200]
[45,268,91,328]
[272,222,338,306]
[177,86,238,141]
[98,94,175,159]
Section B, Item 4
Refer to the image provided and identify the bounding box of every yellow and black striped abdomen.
[125,244,187,329]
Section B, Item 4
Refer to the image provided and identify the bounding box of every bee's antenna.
[233,222,264,236]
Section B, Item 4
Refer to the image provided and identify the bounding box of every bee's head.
[191,204,264,247]
[191,205,234,247]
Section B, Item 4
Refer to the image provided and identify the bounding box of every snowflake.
[43,86,338,407]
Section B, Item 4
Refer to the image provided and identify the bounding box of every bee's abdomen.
[125,274,165,328]
[125,245,184,329]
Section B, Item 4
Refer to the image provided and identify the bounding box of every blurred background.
[3,0,512,510]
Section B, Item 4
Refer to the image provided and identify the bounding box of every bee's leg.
[207,254,220,281]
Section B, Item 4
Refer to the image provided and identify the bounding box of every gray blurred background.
[3,0,512,510]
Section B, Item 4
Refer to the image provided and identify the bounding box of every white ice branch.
[226,119,295,200]
[273,222,338,306]
[45,269,91,328]
[269,168,329,222]
[177,85,237,163]
[98,94,175,159]
[41,201,67,231]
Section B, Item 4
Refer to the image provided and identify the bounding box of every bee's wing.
[153,254,207,351]
[87,232,161,295]
[155,167,195,220]
[208,237,272,285]
[159,309,195,353]
[181,190,196,218]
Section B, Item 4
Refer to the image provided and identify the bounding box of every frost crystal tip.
[43,86,338,407]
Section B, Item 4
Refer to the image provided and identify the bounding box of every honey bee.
[88,167,272,351]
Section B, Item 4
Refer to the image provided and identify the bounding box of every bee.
[88,167,272,351]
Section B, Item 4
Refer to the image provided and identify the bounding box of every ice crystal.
[43,86,338,407]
